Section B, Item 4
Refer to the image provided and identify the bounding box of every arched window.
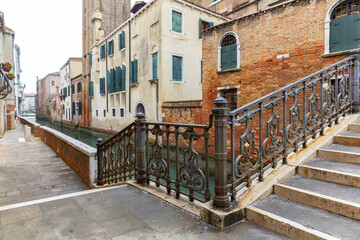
[136,102,145,116]
[218,32,240,71]
[326,0,360,53]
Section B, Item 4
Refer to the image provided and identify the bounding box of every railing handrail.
[145,113,213,130]
[98,122,135,147]
[229,56,355,116]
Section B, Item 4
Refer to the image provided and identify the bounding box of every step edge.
[298,165,360,178]
[246,205,341,240]
[318,147,360,155]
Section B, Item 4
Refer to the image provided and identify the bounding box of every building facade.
[35,72,60,120]
[186,0,360,128]
[88,0,229,132]
[0,11,15,136]
[82,0,131,127]
[60,58,82,124]
[23,93,35,113]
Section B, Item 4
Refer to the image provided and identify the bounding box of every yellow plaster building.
[89,0,229,132]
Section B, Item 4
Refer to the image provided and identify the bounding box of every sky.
[0,0,140,93]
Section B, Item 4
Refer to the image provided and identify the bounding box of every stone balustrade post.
[212,97,230,208]
[96,138,104,185]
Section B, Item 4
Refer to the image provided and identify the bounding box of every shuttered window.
[77,82,82,93]
[72,102,75,116]
[172,55,183,82]
[199,19,214,39]
[100,45,105,60]
[172,10,182,33]
[100,77,105,95]
[119,31,126,50]
[72,84,75,94]
[121,65,126,91]
[152,53,158,79]
[130,60,138,84]
[79,102,82,116]
[330,13,360,53]
[115,66,122,92]
[220,35,237,71]
[89,81,94,97]
[107,40,114,56]
[111,68,116,93]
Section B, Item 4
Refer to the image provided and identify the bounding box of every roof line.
[92,0,231,49]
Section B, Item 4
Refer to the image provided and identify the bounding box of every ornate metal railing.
[97,122,136,185]
[227,54,359,200]
[0,65,12,99]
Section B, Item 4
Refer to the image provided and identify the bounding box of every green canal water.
[24,116,216,201]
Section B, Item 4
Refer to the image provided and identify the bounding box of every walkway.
[0,122,88,206]
[0,185,288,240]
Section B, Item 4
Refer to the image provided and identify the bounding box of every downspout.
[128,22,132,113]
[69,62,72,124]
[106,41,109,113]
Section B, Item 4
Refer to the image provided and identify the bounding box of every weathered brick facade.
[82,0,131,127]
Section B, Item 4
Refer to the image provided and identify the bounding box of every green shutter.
[89,81,94,97]
[199,18,202,39]
[221,44,237,71]
[330,17,346,53]
[100,78,105,94]
[172,11,182,33]
[346,13,360,51]
[112,68,116,92]
[121,31,125,49]
[172,56,182,81]
[134,59,138,83]
[115,66,121,92]
[208,22,214,28]
[130,61,134,84]
[77,82,82,93]
[122,65,126,91]
[107,70,111,93]
[119,33,122,50]
[152,53,158,79]
[100,45,105,59]
[72,102,75,116]
[107,43,110,56]
[72,84,75,94]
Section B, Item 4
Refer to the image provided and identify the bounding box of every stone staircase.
[246,122,360,239]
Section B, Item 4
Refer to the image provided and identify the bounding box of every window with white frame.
[112,108,116,118]
[107,40,114,57]
[103,109,106,118]
[172,55,183,82]
[100,44,106,60]
[96,110,98,117]
[171,10,183,34]
[119,107,125,118]
[218,32,240,72]
[151,52,158,80]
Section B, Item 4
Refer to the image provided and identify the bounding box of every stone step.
[334,131,360,147]
[246,205,339,240]
[348,123,360,132]
[298,159,360,188]
[318,144,360,164]
[249,195,360,240]
[274,183,360,220]
[281,175,360,204]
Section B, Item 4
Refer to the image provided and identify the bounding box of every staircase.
[247,121,360,239]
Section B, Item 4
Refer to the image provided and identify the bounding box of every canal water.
[24,116,217,201]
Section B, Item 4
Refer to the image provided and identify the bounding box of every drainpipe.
[128,22,132,113]
[106,41,109,113]
[69,61,72,124]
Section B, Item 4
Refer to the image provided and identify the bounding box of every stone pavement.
[0,122,88,206]
[0,185,288,240]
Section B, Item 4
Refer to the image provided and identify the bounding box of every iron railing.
[0,64,12,99]
[227,54,359,200]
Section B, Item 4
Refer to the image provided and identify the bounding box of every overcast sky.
[0,0,140,93]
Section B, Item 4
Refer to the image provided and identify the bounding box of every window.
[199,19,214,39]
[96,110,99,117]
[77,82,82,93]
[130,59,138,84]
[64,87,67,97]
[78,102,82,116]
[68,86,70,96]
[100,44,105,60]
[151,52,158,80]
[221,88,237,112]
[89,81,94,97]
[121,65,126,91]
[72,84,75,94]
[120,108,125,118]
[51,81,55,86]
[112,108,116,118]
[172,10,183,34]
[103,109,106,118]
[136,103,145,115]
[107,40,114,56]
[119,31,125,50]
[328,0,360,53]
[56,86,59,93]
[172,55,183,82]
[219,33,239,71]
[100,77,105,95]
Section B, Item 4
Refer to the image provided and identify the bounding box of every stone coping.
[41,126,97,157]
[18,116,41,128]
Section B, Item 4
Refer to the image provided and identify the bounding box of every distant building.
[60,58,82,124]
[0,11,15,136]
[35,72,60,121]
[89,0,229,132]
[82,0,131,127]
[23,93,35,113]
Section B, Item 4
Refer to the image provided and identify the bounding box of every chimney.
[131,1,147,14]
